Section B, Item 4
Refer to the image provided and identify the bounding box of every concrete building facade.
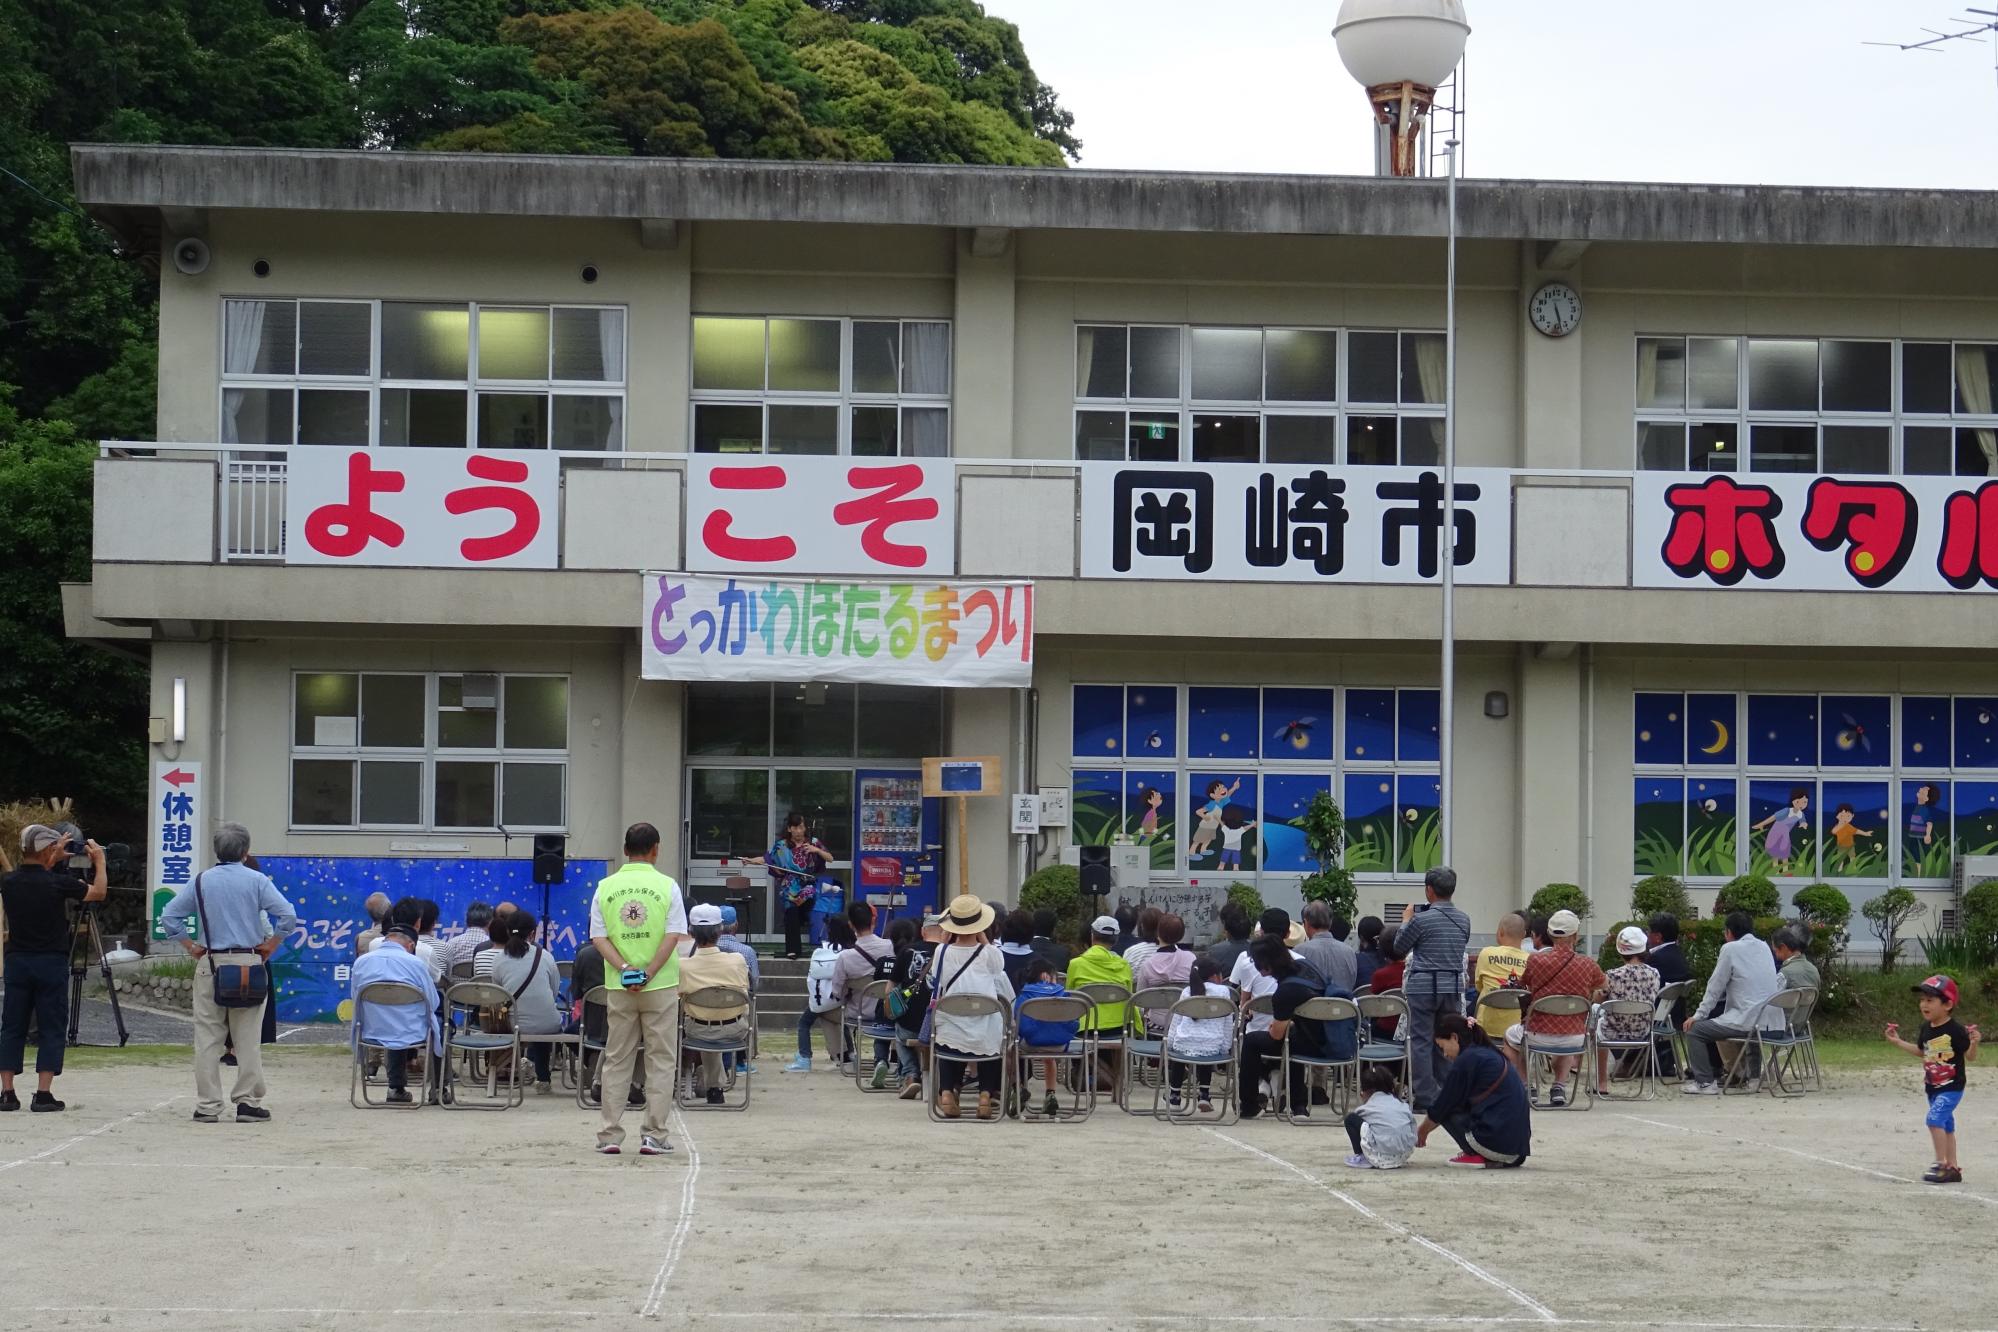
[67,146,1998,1011]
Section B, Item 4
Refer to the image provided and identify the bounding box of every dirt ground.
[2,1048,1992,1332]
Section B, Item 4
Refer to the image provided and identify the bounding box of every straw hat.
[938,893,996,936]
[1284,922,1306,949]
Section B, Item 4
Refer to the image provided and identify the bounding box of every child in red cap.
[1884,975,1981,1185]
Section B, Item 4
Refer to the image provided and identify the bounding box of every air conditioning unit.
[461,673,500,710]
[1953,856,1998,914]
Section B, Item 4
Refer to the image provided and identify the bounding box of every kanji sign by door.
[148,760,202,941]
[687,456,955,577]
[1079,462,1513,584]
[284,447,559,568]
[1634,471,1998,592]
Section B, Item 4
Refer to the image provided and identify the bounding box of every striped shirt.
[1389,902,1472,988]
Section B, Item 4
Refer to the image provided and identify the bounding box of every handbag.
[480,948,543,1033]
[194,873,271,1010]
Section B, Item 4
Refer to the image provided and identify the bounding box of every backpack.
[807,943,845,1013]
[879,948,930,1031]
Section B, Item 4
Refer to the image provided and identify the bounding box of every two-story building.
[69,145,1998,1014]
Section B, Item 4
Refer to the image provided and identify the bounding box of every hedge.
[1715,874,1781,918]
[1630,874,1693,921]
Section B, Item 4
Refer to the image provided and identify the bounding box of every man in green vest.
[589,822,688,1156]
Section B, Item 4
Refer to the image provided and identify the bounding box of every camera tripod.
[65,905,129,1048]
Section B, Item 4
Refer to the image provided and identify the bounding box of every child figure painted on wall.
[1828,802,1876,873]
[1134,787,1163,845]
[1217,806,1257,871]
[1752,787,1810,876]
[1908,783,1943,874]
[1188,778,1241,858]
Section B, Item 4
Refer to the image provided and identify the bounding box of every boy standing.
[1884,974,1981,1184]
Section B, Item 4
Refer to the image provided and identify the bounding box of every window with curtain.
[219,299,627,451]
[1073,324,1444,464]
[1634,335,1996,477]
[690,316,952,456]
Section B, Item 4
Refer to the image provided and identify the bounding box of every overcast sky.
[993,0,1998,187]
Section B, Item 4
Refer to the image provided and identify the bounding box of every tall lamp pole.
[1439,137,1460,866]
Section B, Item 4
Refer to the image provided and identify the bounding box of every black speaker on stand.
[532,834,567,948]
[1078,845,1112,910]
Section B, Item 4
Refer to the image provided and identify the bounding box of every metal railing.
[222,454,288,561]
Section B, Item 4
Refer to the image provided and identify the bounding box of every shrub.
[1791,883,1851,929]
[1862,888,1926,972]
[1981,966,1998,1000]
[1018,864,1084,946]
[1715,874,1781,918]
[1529,883,1589,920]
[1963,881,1998,939]
[1299,866,1358,925]
[1630,874,1692,921]
[1916,927,1998,973]
[1225,881,1264,928]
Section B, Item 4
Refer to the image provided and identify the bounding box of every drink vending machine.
[852,769,942,930]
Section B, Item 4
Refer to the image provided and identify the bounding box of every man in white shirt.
[1681,911,1781,1095]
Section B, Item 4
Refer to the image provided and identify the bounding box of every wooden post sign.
[922,756,1002,899]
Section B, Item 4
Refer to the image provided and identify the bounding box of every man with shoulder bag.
[157,822,298,1124]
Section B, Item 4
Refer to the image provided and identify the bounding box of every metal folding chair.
[447,960,475,985]
[1475,987,1528,1041]
[677,985,754,1111]
[1592,999,1660,1101]
[1652,980,1691,1081]
[1727,987,1818,1097]
[1072,982,1131,1101]
[1157,995,1241,1125]
[440,981,523,1110]
[844,979,904,1093]
[1120,985,1179,1111]
[1356,993,1411,1098]
[1017,995,1098,1122]
[1520,994,1593,1110]
[926,994,1014,1123]
[575,984,610,1109]
[1281,996,1360,1123]
[350,981,431,1109]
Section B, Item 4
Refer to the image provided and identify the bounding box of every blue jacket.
[1429,1044,1531,1161]
[1016,980,1078,1049]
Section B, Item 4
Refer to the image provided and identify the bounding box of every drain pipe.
[1583,642,1596,945]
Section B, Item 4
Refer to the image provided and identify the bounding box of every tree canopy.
[0,0,1078,831]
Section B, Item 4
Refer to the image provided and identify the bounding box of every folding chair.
[844,979,904,1093]
[517,1026,581,1095]
[1157,994,1240,1125]
[1120,985,1179,1112]
[1520,995,1593,1110]
[1281,996,1360,1123]
[677,985,754,1111]
[440,981,523,1110]
[1017,995,1097,1122]
[926,994,1013,1123]
[1072,982,1131,1102]
[1592,1000,1660,1101]
[1651,980,1691,1081]
[1356,994,1411,1099]
[1728,988,1818,1098]
[447,960,475,985]
[1475,988,1528,1042]
[575,984,609,1109]
[350,981,431,1109]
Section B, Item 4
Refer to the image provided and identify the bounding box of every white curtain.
[599,308,625,384]
[220,299,268,444]
[1957,345,1997,476]
[1636,340,1660,409]
[1412,334,1448,459]
[902,407,949,457]
[903,321,951,396]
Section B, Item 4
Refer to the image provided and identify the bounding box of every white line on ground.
[0,1096,181,1173]
[1612,1112,1998,1209]
[276,1026,307,1040]
[640,1104,702,1318]
[1202,1128,1558,1323]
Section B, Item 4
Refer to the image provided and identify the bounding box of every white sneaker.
[1683,1081,1720,1097]
[639,1135,673,1155]
[1344,1154,1374,1169]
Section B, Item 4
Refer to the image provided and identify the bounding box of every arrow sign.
[162,768,196,788]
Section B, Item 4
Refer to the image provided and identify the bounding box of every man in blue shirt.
[349,907,442,1104]
[716,905,760,1074]
[158,822,298,1124]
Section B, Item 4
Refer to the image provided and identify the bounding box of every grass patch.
[1815,965,1994,1039]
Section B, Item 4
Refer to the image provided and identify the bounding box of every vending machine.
[853,768,942,929]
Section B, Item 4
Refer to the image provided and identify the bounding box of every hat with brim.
[19,824,60,855]
[1284,923,1306,949]
[939,893,996,936]
[1913,974,1960,1006]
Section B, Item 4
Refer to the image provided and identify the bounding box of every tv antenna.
[1865,8,1998,89]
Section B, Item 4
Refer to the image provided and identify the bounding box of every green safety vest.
[593,862,682,991]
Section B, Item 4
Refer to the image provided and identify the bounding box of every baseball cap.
[688,903,724,927]
[719,905,738,928]
[1912,974,1960,1006]
[19,824,61,855]
[1547,909,1582,938]
[1615,925,1648,956]
[1090,914,1119,937]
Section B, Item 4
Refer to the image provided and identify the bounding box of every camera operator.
[1,825,106,1113]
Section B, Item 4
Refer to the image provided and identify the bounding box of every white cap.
[1090,915,1119,937]
[1548,909,1582,938]
[1615,925,1648,956]
[688,903,724,927]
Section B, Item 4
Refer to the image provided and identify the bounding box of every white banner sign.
[149,759,202,941]
[1079,462,1513,584]
[285,447,560,569]
[641,571,1031,687]
[686,456,954,577]
[1633,471,1998,593]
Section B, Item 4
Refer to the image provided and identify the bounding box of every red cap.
[1912,975,1959,1006]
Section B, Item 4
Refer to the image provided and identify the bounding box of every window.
[1073,325,1443,465]
[690,316,951,457]
[289,672,568,830]
[1634,336,1998,476]
[1632,691,1998,886]
[1069,683,1442,879]
[221,299,626,451]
